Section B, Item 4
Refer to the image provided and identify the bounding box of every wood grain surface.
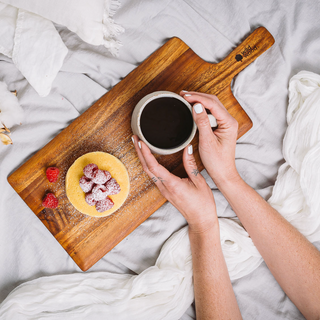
[8,27,274,271]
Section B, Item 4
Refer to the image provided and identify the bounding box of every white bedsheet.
[1,0,320,319]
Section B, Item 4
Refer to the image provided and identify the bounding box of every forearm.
[189,224,242,320]
[217,176,320,319]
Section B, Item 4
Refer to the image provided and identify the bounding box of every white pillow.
[1,0,124,55]
[0,0,123,96]
[12,10,68,97]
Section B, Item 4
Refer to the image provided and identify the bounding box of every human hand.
[180,92,240,187]
[132,135,218,234]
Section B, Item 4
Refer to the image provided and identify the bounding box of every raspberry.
[79,175,94,193]
[92,184,108,201]
[96,197,114,213]
[92,169,108,184]
[42,193,58,208]
[103,170,111,182]
[83,163,98,179]
[46,167,59,183]
[105,178,121,195]
[85,192,96,206]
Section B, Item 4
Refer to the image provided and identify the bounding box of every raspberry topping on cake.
[85,192,96,206]
[79,175,94,193]
[91,169,108,184]
[83,163,98,179]
[79,163,120,213]
[105,178,121,195]
[92,184,108,201]
[96,197,114,213]
[103,170,112,182]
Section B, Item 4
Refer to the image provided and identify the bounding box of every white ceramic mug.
[131,91,217,155]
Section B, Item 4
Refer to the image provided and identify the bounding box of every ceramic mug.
[131,91,217,155]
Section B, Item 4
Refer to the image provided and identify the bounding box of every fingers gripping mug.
[131,91,217,155]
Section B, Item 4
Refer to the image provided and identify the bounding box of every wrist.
[188,221,221,248]
[215,172,245,204]
[210,167,242,189]
[188,218,219,236]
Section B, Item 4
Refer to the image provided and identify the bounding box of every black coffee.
[140,97,194,149]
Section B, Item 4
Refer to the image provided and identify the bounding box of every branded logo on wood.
[235,45,258,62]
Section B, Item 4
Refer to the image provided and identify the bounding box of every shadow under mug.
[131,91,217,155]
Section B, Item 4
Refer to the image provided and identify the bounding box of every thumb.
[192,103,216,140]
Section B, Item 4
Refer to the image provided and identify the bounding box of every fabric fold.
[0,4,16,57]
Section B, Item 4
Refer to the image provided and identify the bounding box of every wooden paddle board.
[8,27,274,271]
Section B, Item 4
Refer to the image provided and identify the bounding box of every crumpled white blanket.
[268,70,320,242]
[0,227,193,320]
[0,70,319,319]
[0,0,124,97]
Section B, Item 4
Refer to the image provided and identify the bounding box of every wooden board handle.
[198,26,274,96]
[216,26,275,82]
[194,27,274,139]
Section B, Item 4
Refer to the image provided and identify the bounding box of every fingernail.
[194,103,203,114]
[182,90,188,92]
[131,136,135,144]
[138,141,142,149]
[184,94,192,97]
[188,145,193,155]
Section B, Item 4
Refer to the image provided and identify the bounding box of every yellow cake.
[66,152,130,217]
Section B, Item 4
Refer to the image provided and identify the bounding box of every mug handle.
[208,114,217,128]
